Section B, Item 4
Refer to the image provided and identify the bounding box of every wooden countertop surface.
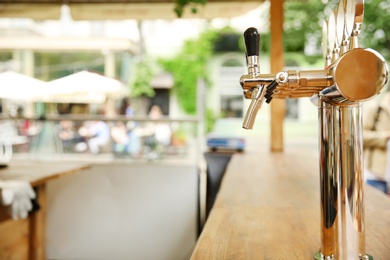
[191,147,390,259]
[0,161,90,187]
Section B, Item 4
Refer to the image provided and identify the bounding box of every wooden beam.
[29,184,47,260]
[0,37,137,52]
[1,0,263,3]
[0,1,264,20]
[270,0,286,152]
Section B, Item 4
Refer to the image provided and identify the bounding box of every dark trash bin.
[203,151,233,219]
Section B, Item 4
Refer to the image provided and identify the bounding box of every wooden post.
[29,184,47,260]
[270,0,286,152]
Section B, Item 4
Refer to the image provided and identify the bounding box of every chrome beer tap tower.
[239,1,388,259]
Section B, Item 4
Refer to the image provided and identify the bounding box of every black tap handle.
[266,80,278,94]
[264,80,279,104]
[244,27,260,57]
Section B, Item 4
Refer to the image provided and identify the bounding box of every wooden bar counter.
[0,161,90,260]
[191,147,390,259]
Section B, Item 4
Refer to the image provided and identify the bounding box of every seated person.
[84,121,110,154]
[111,121,130,154]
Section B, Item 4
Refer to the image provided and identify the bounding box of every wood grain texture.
[0,218,29,260]
[270,0,286,152]
[29,184,47,260]
[191,148,390,259]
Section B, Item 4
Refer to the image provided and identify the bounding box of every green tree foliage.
[174,0,207,17]
[159,27,242,115]
[130,57,155,98]
[159,29,218,115]
[361,0,390,58]
[283,0,390,59]
[283,0,327,53]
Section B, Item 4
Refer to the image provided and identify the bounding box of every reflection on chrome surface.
[239,0,387,258]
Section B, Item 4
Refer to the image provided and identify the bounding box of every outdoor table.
[0,161,90,260]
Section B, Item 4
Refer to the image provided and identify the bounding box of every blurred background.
[1,0,390,259]
[0,0,389,160]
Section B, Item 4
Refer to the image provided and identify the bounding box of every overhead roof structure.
[0,37,137,52]
[0,0,265,20]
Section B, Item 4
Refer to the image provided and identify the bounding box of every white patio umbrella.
[0,71,49,101]
[44,70,127,103]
